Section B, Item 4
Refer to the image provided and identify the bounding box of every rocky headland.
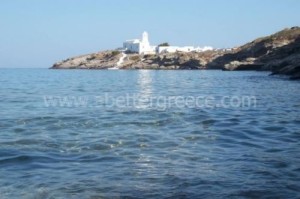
[52,27,300,79]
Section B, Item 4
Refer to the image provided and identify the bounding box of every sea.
[0,69,299,199]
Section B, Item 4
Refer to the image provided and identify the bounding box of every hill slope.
[208,27,300,79]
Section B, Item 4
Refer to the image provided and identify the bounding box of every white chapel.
[123,32,156,55]
[123,32,214,55]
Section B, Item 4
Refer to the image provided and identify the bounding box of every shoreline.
[51,27,300,80]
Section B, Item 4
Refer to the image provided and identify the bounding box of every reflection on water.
[0,69,299,198]
[136,70,153,109]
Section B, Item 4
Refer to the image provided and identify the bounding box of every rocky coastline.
[51,27,300,79]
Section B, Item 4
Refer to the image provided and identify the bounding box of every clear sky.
[1,0,300,68]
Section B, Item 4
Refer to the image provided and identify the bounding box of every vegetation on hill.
[158,42,170,47]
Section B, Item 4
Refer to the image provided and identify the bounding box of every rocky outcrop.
[51,27,300,79]
[223,58,263,71]
[208,27,300,79]
[263,37,300,79]
[52,51,122,69]
[52,50,226,70]
[120,51,224,70]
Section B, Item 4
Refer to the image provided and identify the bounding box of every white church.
[123,32,156,55]
[123,32,213,55]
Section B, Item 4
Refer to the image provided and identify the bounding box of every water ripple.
[0,69,299,198]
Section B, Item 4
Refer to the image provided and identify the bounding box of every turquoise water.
[0,69,300,198]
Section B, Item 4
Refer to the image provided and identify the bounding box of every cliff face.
[51,27,300,79]
[208,27,300,79]
[263,37,300,79]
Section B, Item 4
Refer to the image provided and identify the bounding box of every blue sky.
[0,0,300,68]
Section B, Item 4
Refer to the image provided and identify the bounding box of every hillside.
[208,27,300,79]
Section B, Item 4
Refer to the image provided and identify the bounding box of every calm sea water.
[0,69,299,199]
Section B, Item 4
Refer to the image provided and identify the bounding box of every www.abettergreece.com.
[43,94,257,110]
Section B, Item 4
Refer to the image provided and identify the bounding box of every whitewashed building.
[157,46,196,53]
[157,46,214,53]
[123,32,156,55]
[123,32,214,54]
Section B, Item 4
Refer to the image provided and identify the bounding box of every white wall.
[123,41,156,55]
[158,46,214,53]
[193,46,214,52]
[123,41,140,53]
[158,46,195,53]
[141,46,156,55]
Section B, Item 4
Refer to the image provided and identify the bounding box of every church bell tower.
[142,31,150,47]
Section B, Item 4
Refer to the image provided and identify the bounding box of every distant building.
[123,32,214,54]
[123,32,156,55]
